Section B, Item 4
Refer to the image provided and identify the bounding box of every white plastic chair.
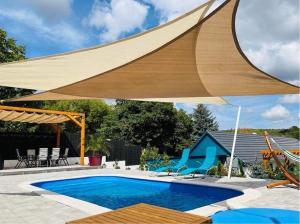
[27,149,36,167]
[50,148,60,166]
[59,148,69,166]
[37,148,48,167]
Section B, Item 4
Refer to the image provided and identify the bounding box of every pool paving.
[0,168,298,224]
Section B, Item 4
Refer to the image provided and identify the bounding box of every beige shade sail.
[0,110,70,124]
[0,105,83,124]
[0,0,298,103]
[130,97,228,104]
[9,91,228,104]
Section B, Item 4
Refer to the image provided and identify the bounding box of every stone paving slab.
[0,165,98,176]
[0,168,298,224]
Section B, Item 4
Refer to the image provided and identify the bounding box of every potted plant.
[86,134,110,166]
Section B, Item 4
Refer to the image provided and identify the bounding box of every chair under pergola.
[0,105,86,166]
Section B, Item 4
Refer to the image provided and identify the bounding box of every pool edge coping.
[19,172,262,217]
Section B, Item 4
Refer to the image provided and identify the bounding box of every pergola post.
[80,114,85,165]
[56,125,61,147]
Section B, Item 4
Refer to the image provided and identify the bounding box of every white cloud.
[0,8,85,48]
[261,104,290,121]
[237,0,299,49]
[143,0,206,22]
[245,41,300,81]
[288,80,300,87]
[279,95,300,104]
[235,0,299,82]
[22,0,73,23]
[83,0,148,42]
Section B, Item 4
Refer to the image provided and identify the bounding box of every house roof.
[191,131,231,156]
[209,131,300,163]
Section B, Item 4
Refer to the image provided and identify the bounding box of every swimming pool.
[32,176,243,211]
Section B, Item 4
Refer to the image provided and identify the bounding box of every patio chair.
[15,148,29,168]
[152,148,190,176]
[176,146,217,178]
[59,148,69,166]
[36,148,49,167]
[27,149,36,167]
[49,148,60,166]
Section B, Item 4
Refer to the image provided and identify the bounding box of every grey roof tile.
[209,131,300,162]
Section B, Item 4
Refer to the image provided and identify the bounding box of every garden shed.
[189,131,300,170]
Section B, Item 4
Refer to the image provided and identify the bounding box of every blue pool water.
[32,176,243,211]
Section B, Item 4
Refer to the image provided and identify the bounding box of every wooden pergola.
[260,149,300,169]
[0,105,85,165]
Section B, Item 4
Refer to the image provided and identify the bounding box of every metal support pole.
[227,106,241,178]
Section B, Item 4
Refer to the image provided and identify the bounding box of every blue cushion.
[212,208,300,224]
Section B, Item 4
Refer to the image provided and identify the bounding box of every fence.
[0,132,80,161]
[106,140,142,166]
[0,132,142,168]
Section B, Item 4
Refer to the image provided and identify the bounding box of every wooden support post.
[80,114,85,166]
[262,157,270,170]
[56,125,61,147]
[267,180,291,189]
[66,114,82,127]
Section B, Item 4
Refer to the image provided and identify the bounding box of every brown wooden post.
[80,114,85,165]
[262,157,270,170]
[56,125,61,147]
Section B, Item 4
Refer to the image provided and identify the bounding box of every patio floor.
[0,165,98,176]
[0,168,298,224]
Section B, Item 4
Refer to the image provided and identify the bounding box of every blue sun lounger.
[152,148,190,175]
[177,146,217,178]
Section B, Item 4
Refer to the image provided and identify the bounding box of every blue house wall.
[190,133,230,158]
[168,132,231,169]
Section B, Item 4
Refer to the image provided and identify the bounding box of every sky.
[0,0,299,130]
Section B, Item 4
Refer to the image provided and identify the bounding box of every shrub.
[162,152,171,166]
[248,160,286,180]
[207,161,227,177]
[207,166,217,176]
[139,146,160,171]
[139,146,171,171]
[238,159,245,177]
[216,161,227,176]
[85,134,110,156]
[248,160,271,179]
[292,163,300,179]
[271,167,285,180]
[113,160,120,169]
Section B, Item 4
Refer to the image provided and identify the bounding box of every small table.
[66,203,211,224]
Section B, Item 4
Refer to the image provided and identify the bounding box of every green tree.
[115,100,177,149]
[191,104,219,140]
[109,100,194,155]
[43,100,111,134]
[168,109,193,152]
[97,108,122,140]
